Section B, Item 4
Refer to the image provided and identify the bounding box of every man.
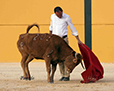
[49,6,82,81]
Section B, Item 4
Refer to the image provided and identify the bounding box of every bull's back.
[17,33,71,59]
[17,33,61,57]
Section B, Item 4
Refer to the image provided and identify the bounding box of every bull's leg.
[24,55,33,80]
[20,54,28,80]
[45,60,51,83]
[50,64,57,83]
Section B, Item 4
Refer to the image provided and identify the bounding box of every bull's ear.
[72,51,76,57]
[73,59,77,63]
[77,53,83,60]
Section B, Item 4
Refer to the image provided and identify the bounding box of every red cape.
[78,43,104,83]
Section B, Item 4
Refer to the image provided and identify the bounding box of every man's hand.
[50,31,52,34]
[78,40,83,45]
[75,35,83,45]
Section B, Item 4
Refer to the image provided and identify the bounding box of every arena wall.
[0,0,113,63]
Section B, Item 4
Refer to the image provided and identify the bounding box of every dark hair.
[54,6,63,13]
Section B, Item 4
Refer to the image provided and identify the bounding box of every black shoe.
[63,77,70,81]
[59,77,65,81]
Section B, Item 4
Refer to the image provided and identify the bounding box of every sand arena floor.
[0,62,114,91]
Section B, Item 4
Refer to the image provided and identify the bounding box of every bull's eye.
[73,59,77,63]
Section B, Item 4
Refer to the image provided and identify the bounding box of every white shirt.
[49,12,78,37]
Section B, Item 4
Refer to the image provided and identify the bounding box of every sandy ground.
[0,62,114,91]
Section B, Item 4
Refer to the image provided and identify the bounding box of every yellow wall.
[92,0,114,63]
[0,0,114,63]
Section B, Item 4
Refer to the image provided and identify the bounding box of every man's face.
[55,11,63,18]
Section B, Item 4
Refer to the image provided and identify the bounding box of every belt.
[62,35,67,38]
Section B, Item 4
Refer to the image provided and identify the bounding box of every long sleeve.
[67,16,78,36]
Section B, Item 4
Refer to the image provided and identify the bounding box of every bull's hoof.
[20,76,25,80]
[20,76,30,80]
[48,81,54,84]
[20,76,34,80]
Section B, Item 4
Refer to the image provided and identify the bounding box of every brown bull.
[17,24,82,83]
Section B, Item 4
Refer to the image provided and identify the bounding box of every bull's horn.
[75,53,78,60]
[75,53,85,69]
[81,61,85,69]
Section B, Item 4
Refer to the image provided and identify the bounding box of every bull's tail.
[26,24,40,33]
